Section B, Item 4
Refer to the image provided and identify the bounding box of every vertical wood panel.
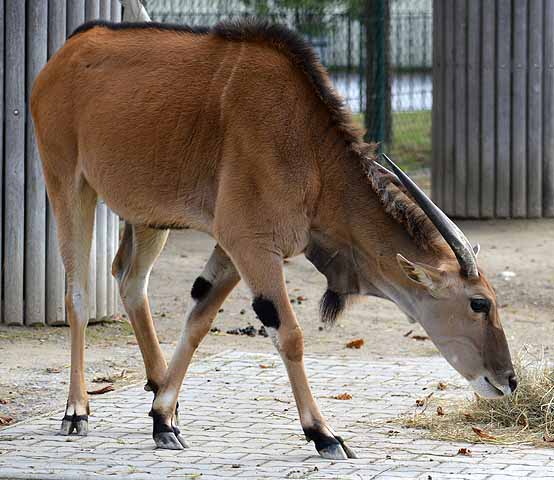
[96,202,107,320]
[111,0,122,22]
[46,0,68,325]
[25,0,48,325]
[528,0,544,217]
[480,1,495,218]
[454,0,467,217]
[113,215,120,315]
[431,0,444,206]
[511,0,528,217]
[544,0,554,216]
[466,0,480,218]
[67,0,85,36]
[89,210,97,321]
[100,0,111,19]
[106,210,115,317]
[4,0,25,325]
[0,0,4,324]
[86,0,100,21]
[495,0,511,218]
[443,0,456,215]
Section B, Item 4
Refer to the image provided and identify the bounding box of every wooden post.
[25,0,48,325]
[544,0,554,217]
[465,0,480,219]
[480,1,495,218]
[495,0,511,218]
[4,0,25,325]
[67,0,85,34]
[96,202,108,320]
[431,0,443,207]
[442,0,455,216]
[527,0,544,218]
[511,0,528,218]
[86,0,100,21]
[100,0,111,19]
[46,0,67,325]
[0,0,4,324]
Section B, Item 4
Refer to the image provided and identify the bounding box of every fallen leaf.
[259,363,275,369]
[346,338,364,349]
[437,382,448,390]
[472,426,496,440]
[333,393,352,400]
[415,393,434,407]
[436,406,445,416]
[457,447,471,456]
[463,412,474,420]
[0,415,14,425]
[411,335,429,341]
[403,329,414,337]
[87,385,114,395]
[93,370,126,383]
[46,367,61,374]
[297,296,306,301]
[0,399,9,405]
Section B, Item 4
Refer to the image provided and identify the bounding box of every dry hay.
[400,348,554,446]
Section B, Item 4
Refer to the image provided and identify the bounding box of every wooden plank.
[480,0,495,218]
[25,0,48,325]
[106,210,115,317]
[465,0,480,218]
[544,0,554,216]
[67,0,85,36]
[511,0,528,217]
[89,209,97,321]
[495,0,511,218]
[4,0,25,325]
[111,0,122,22]
[46,0,68,325]
[86,0,100,21]
[100,0,111,19]
[431,0,444,206]
[0,0,4,324]
[527,0,544,217]
[96,202,107,320]
[442,0,456,216]
[454,0,467,217]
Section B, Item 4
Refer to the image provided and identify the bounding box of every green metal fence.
[142,0,432,171]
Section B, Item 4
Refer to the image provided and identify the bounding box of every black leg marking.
[191,276,212,301]
[303,426,340,451]
[252,296,280,329]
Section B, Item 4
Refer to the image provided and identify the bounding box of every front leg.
[225,243,357,460]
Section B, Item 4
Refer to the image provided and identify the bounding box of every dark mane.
[71,19,442,254]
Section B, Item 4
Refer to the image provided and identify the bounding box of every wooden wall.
[432,0,554,218]
[1,0,122,325]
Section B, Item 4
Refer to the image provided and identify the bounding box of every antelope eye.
[470,298,491,313]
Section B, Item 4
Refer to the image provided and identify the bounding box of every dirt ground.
[1,217,554,427]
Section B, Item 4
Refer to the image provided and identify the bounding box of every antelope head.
[382,155,516,398]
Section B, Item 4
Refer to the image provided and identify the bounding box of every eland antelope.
[31,19,516,460]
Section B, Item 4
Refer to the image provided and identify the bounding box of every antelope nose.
[508,374,518,393]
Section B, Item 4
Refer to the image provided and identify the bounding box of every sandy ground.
[1,217,554,427]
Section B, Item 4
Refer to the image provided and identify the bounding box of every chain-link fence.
[142,0,432,171]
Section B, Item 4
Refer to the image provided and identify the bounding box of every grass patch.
[352,110,431,172]
[400,348,554,446]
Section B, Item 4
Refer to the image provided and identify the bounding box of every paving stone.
[1,351,554,479]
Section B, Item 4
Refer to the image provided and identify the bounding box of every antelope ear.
[473,244,480,256]
[397,254,445,292]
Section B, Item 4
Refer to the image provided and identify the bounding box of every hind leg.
[151,245,240,449]
[112,223,169,393]
[47,179,97,436]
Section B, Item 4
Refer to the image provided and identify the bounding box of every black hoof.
[151,410,189,450]
[304,425,357,460]
[59,414,88,436]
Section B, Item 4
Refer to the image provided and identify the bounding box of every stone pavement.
[1,351,554,479]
